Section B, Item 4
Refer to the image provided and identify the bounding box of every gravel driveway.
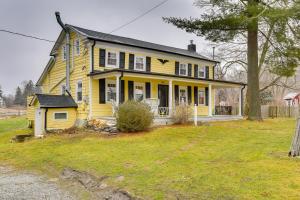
[0,166,77,200]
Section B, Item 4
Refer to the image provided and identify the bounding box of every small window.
[62,45,67,60]
[134,83,144,101]
[179,86,187,104]
[54,112,67,120]
[74,39,80,56]
[106,80,116,102]
[61,84,66,95]
[107,51,118,67]
[179,64,187,76]
[198,90,205,105]
[76,80,82,102]
[135,56,145,71]
[198,66,205,78]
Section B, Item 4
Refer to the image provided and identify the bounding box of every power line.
[108,0,169,34]
[0,29,55,43]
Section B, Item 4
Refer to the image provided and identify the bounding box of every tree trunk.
[247,17,262,120]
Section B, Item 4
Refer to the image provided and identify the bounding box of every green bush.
[116,101,154,132]
[171,104,192,124]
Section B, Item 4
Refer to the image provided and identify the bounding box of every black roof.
[67,25,218,63]
[35,94,77,108]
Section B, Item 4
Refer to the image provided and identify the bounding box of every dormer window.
[179,63,187,76]
[198,66,206,78]
[106,51,118,68]
[135,56,146,71]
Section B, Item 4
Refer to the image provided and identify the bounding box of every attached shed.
[28,94,77,137]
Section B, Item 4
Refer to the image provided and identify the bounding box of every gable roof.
[34,94,77,108]
[66,24,218,63]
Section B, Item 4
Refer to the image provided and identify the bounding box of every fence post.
[194,104,197,126]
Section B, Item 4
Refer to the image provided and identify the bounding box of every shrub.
[116,101,154,132]
[171,104,192,124]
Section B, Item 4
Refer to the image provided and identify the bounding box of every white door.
[35,108,43,137]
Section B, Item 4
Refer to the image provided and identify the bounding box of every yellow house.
[27,18,245,133]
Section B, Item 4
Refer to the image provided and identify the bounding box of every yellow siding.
[47,108,76,130]
[26,96,36,120]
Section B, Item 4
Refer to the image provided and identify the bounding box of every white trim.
[76,80,83,103]
[53,112,68,121]
[106,50,119,68]
[198,66,206,78]
[134,82,145,101]
[106,79,117,103]
[179,63,188,76]
[208,84,212,116]
[198,89,205,105]
[134,56,146,71]
[89,77,93,119]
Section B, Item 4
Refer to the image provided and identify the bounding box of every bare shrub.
[171,104,192,124]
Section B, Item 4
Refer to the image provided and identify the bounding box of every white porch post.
[115,74,121,106]
[239,87,243,116]
[169,80,173,116]
[208,84,213,117]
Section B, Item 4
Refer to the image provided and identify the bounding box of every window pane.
[135,57,144,70]
[108,52,117,66]
[54,113,67,119]
[179,64,187,75]
[199,67,205,78]
[106,83,116,102]
[199,91,205,104]
[179,89,187,103]
[135,85,144,101]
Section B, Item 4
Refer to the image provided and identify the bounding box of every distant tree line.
[0,80,35,108]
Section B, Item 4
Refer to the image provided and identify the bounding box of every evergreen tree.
[22,80,35,105]
[14,87,23,106]
[164,0,300,120]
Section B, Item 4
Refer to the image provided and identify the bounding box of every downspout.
[91,40,96,72]
[119,72,124,104]
[55,12,70,92]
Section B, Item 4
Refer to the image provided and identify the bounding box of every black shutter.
[194,64,198,78]
[129,54,135,70]
[128,81,134,100]
[188,86,192,105]
[146,57,151,72]
[146,82,151,98]
[205,66,210,79]
[174,85,179,104]
[194,86,198,106]
[205,87,209,106]
[188,64,192,77]
[99,49,106,67]
[212,66,215,80]
[99,79,106,104]
[119,52,125,69]
[120,80,125,103]
[175,62,179,75]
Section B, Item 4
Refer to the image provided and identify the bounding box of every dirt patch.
[60,168,137,200]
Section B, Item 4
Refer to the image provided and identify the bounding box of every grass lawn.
[0,117,299,199]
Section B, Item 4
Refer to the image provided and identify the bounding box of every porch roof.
[31,94,78,108]
[88,69,246,87]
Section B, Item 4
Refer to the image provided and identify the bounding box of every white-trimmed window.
[61,84,66,95]
[134,82,145,101]
[179,63,187,76]
[134,56,146,71]
[106,80,116,102]
[198,66,206,78]
[62,45,67,61]
[179,86,187,104]
[54,112,68,120]
[106,51,118,67]
[74,39,80,56]
[198,90,205,105]
[76,80,83,102]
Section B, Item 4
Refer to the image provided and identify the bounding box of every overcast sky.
[0,0,212,95]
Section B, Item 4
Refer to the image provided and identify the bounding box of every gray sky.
[0,0,211,95]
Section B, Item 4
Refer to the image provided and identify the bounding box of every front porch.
[88,69,245,120]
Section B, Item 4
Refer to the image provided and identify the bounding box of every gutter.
[44,108,48,132]
[91,40,96,72]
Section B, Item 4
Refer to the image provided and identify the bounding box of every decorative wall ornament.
[157,59,169,65]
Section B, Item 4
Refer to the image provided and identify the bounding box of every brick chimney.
[187,40,196,52]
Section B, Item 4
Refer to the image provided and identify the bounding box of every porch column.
[239,87,243,116]
[208,84,213,117]
[115,74,121,106]
[168,80,173,116]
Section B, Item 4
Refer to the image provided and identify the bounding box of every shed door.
[35,108,43,137]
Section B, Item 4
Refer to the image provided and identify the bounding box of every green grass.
[0,117,299,199]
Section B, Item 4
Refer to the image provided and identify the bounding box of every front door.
[158,85,169,115]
